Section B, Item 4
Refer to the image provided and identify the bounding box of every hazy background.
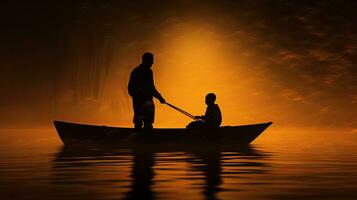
[0,0,356,129]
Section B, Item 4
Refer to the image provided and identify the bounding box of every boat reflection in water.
[52,144,270,200]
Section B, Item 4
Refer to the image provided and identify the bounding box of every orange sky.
[0,1,356,129]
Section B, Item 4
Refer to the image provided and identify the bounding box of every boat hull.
[53,121,272,146]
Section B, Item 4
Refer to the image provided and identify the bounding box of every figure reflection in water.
[188,150,222,200]
[124,148,155,200]
[201,150,222,200]
[189,147,268,200]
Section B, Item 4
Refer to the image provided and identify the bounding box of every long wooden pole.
[165,102,198,121]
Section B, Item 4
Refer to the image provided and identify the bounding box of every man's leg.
[143,122,153,130]
[133,99,144,130]
[143,100,155,130]
[134,121,143,130]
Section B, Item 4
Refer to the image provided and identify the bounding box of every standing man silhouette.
[128,52,166,130]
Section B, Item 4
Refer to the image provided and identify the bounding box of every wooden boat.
[54,121,272,147]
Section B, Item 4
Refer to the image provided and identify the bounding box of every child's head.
[205,93,216,105]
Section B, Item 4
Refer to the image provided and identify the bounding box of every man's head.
[142,52,154,68]
[205,93,216,105]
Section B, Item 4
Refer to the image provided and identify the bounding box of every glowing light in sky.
[152,22,268,127]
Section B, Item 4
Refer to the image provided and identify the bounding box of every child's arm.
[194,115,206,121]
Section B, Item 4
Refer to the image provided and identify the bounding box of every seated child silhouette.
[187,93,222,129]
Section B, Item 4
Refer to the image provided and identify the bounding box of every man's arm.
[153,89,165,103]
[150,70,166,103]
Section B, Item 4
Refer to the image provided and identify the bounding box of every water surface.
[0,128,356,200]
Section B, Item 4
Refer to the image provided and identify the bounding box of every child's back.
[204,103,222,127]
